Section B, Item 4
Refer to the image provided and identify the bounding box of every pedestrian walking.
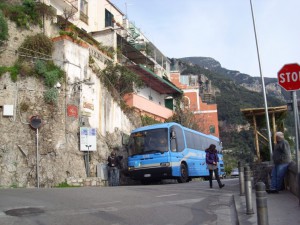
[205,144,225,189]
[107,150,123,186]
[266,131,291,193]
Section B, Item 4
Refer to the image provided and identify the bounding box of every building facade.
[170,71,219,138]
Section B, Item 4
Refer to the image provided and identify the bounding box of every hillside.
[171,57,290,162]
[179,56,291,101]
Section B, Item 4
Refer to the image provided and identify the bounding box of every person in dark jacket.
[107,150,123,186]
[267,131,291,193]
[205,144,225,189]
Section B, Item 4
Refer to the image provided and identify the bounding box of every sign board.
[67,104,78,118]
[277,63,300,91]
[80,127,97,151]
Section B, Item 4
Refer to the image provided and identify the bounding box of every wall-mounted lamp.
[55,82,61,88]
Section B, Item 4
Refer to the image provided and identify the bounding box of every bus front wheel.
[177,163,188,183]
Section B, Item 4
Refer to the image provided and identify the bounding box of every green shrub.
[0,65,20,82]
[35,60,48,75]
[44,87,58,105]
[141,115,160,126]
[0,0,55,28]
[56,181,80,188]
[0,10,8,45]
[44,70,60,87]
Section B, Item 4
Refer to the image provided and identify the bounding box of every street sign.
[80,127,97,151]
[278,63,300,91]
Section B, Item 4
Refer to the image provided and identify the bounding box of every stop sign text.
[278,71,300,83]
[277,63,300,91]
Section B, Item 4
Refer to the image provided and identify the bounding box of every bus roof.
[131,122,220,142]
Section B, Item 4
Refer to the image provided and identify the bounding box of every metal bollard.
[256,182,269,225]
[238,162,245,196]
[244,165,254,214]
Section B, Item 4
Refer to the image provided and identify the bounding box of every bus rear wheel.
[177,163,188,183]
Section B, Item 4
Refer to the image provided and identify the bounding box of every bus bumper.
[127,167,172,180]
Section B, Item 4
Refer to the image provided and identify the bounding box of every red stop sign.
[278,63,300,91]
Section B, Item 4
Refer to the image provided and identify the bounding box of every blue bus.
[126,122,224,184]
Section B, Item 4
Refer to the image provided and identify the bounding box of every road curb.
[232,194,240,225]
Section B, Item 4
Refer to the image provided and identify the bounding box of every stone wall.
[0,17,142,188]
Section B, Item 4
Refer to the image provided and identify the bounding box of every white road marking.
[136,198,205,208]
[156,193,178,198]
[93,200,121,205]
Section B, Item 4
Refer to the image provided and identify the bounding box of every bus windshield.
[128,128,168,156]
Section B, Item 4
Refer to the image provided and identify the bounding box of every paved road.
[0,179,239,225]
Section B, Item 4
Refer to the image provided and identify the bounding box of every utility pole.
[249,0,273,159]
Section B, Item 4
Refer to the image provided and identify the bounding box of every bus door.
[169,125,186,177]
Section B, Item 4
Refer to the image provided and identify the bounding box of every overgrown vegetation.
[15,34,64,104]
[0,0,56,28]
[0,10,8,45]
[166,96,200,131]
[18,33,53,60]
[141,115,160,126]
[99,61,144,99]
[55,181,80,188]
[59,23,116,58]
[0,65,20,82]
[34,60,64,104]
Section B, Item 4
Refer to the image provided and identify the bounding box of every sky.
[110,0,300,78]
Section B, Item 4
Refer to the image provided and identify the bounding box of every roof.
[241,105,288,117]
[117,35,155,67]
[127,64,183,95]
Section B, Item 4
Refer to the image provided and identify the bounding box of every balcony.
[126,65,182,95]
[124,93,173,121]
[50,0,78,13]
[117,34,155,70]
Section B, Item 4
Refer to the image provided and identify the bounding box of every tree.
[166,96,200,131]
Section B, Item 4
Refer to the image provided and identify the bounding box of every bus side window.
[171,125,185,152]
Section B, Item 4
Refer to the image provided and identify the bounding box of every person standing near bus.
[107,150,123,186]
[205,144,225,189]
[267,131,291,193]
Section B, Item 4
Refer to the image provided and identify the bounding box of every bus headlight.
[160,162,170,167]
[128,166,134,171]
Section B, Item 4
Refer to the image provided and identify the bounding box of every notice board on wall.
[80,127,97,151]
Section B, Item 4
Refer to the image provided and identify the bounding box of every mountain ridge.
[178,56,287,101]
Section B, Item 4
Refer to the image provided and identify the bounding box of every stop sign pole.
[278,63,300,205]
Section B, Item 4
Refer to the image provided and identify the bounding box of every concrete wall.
[286,161,299,198]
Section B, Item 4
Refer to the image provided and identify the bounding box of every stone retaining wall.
[66,177,108,187]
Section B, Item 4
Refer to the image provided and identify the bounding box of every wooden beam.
[272,112,276,144]
[253,114,260,161]
[257,130,268,142]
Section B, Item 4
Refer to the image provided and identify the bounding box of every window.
[105,9,114,27]
[80,0,88,24]
[185,131,194,149]
[209,125,215,134]
[171,125,185,152]
[81,0,88,14]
